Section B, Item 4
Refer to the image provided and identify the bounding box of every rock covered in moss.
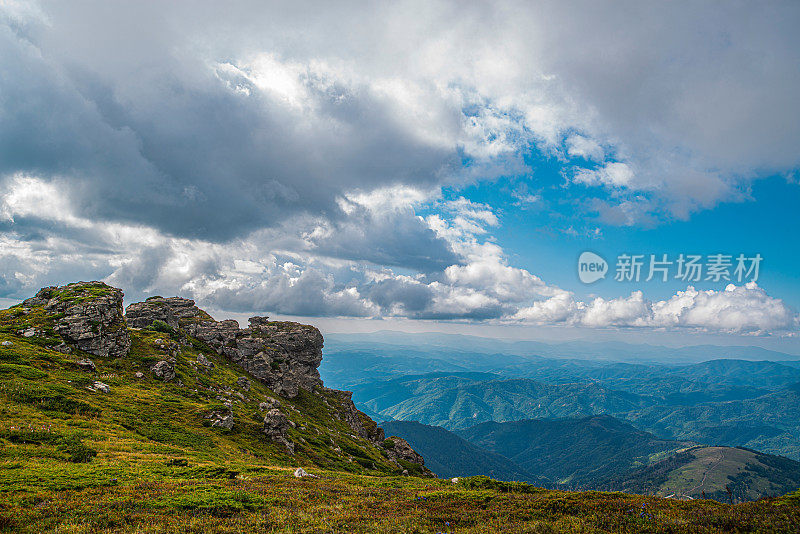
[23,282,130,359]
[124,296,212,330]
[263,408,294,453]
[75,358,96,372]
[205,409,234,430]
[384,436,425,466]
[125,298,324,398]
[150,360,175,381]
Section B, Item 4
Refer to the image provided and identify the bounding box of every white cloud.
[574,162,635,188]
[515,283,798,334]
[566,134,604,162]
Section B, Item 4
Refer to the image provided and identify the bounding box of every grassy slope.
[1,298,799,532]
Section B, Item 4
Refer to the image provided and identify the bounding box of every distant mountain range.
[322,344,800,460]
[382,416,800,502]
[325,331,800,365]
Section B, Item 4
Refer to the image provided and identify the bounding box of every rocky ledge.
[125,297,323,398]
[22,282,130,359]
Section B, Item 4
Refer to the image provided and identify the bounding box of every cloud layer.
[1,1,799,335]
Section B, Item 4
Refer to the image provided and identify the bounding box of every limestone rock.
[76,358,96,372]
[125,298,324,398]
[124,296,211,330]
[385,436,426,466]
[134,371,144,379]
[50,343,72,354]
[150,360,175,381]
[1,341,13,346]
[294,467,317,478]
[24,282,130,359]
[237,376,251,391]
[263,408,294,453]
[92,381,110,393]
[196,354,214,369]
[323,388,385,444]
[205,409,234,430]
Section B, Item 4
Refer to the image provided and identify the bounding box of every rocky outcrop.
[125,297,324,398]
[221,318,323,398]
[323,388,385,443]
[384,436,425,466]
[150,360,176,381]
[23,282,130,359]
[263,408,294,453]
[124,296,212,330]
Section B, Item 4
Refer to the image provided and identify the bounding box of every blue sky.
[1,1,799,342]
[445,161,800,308]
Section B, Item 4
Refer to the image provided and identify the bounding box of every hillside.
[379,420,538,483]
[0,282,432,485]
[597,446,800,503]
[456,415,692,488]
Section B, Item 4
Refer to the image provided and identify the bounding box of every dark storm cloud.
[0,3,460,243]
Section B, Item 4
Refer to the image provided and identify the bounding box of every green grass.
[1,298,798,532]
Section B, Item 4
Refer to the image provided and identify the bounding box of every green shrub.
[147,320,174,334]
[56,435,98,463]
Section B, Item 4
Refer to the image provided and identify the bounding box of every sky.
[1,1,800,345]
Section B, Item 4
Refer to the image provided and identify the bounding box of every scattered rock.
[134,371,144,379]
[196,354,214,369]
[205,409,234,430]
[451,477,459,484]
[92,381,110,393]
[50,343,72,354]
[258,402,269,411]
[402,469,409,476]
[263,408,294,454]
[293,467,318,478]
[237,376,251,391]
[21,328,38,338]
[150,360,175,381]
[1,341,13,347]
[76,358,96,372]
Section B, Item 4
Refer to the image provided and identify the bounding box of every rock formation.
[125,299,323,398]
[12,282,430,474]
[22,282,130,359]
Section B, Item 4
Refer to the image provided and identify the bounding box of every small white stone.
[451,477,459,484]
[93,381,110,393]
[0,341,12,346]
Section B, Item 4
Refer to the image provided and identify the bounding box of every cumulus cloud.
[515,283,798,334]
[1,1,799,335]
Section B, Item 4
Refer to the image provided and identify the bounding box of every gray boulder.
[92,381,110,393]
[76,358,96,372]
[124,296,211,330]
[150,360,175,381]
[237,376,251,391]
[263,408,294,453]
[205,409,234,430]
